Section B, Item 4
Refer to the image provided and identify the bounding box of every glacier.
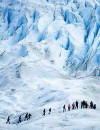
[0,0,100,77]
[0,0,100,130]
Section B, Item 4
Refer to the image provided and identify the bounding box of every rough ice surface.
[0,0,100,77]
[0,0,100,130]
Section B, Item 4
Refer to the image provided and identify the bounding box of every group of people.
[81,100,96,109]
[6,113,32,124]
[63,100,96,112]
[43,108,51,116]
[6,100,96,124]
[63,101,79,112]
[43,101,96,116]
[24,113,32,121]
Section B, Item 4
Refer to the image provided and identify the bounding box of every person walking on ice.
[63,105,66,112]
[43,109,46,116]
[28,113,32,120]
[76,101,78,109]
[18,116,22,123]
[48,108,51,114]
[81,101,83,109]
[90,101,93,109]
[85,101,88,108]
[68,104,71,111]
[93,104,96,109]
[6,116,10,124]
[72,102,75,110]
[24,113,28,121]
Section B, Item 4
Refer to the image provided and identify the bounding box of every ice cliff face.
[0,0,100,77]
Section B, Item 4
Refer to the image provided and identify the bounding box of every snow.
[0,0,100,130]
[0,42,100,129]
[0,69,100,130]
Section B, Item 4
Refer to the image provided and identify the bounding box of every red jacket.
[68,104,70,108]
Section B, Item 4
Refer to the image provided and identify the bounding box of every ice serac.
[0,0,100,77]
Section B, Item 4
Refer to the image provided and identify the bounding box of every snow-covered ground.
[0,43,100,130]
[0,0,100,130]
[0,75,100,130]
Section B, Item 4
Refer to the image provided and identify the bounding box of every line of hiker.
[6,101,96,124]
[6,113,32,124]
[43,101,96,116]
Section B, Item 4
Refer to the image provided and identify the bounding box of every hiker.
[76,101,78,109]
[48,108,51,114]
[68,104,71,111]
[83,100,85,108]
[24,113,28,121]
[63,105,66,112]
[6,116,10,124]
[81,101,83,109]
[93,104,96,110]
[90,101,93,109]
[18,116,22,123]
[72,102,75,110]
[85,101,88,108]
[43,109,46,116]
[28,113,32,120]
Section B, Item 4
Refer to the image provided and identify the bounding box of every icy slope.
[0,43,100,129]
[0,53,100,130]
[0,0,100,77]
